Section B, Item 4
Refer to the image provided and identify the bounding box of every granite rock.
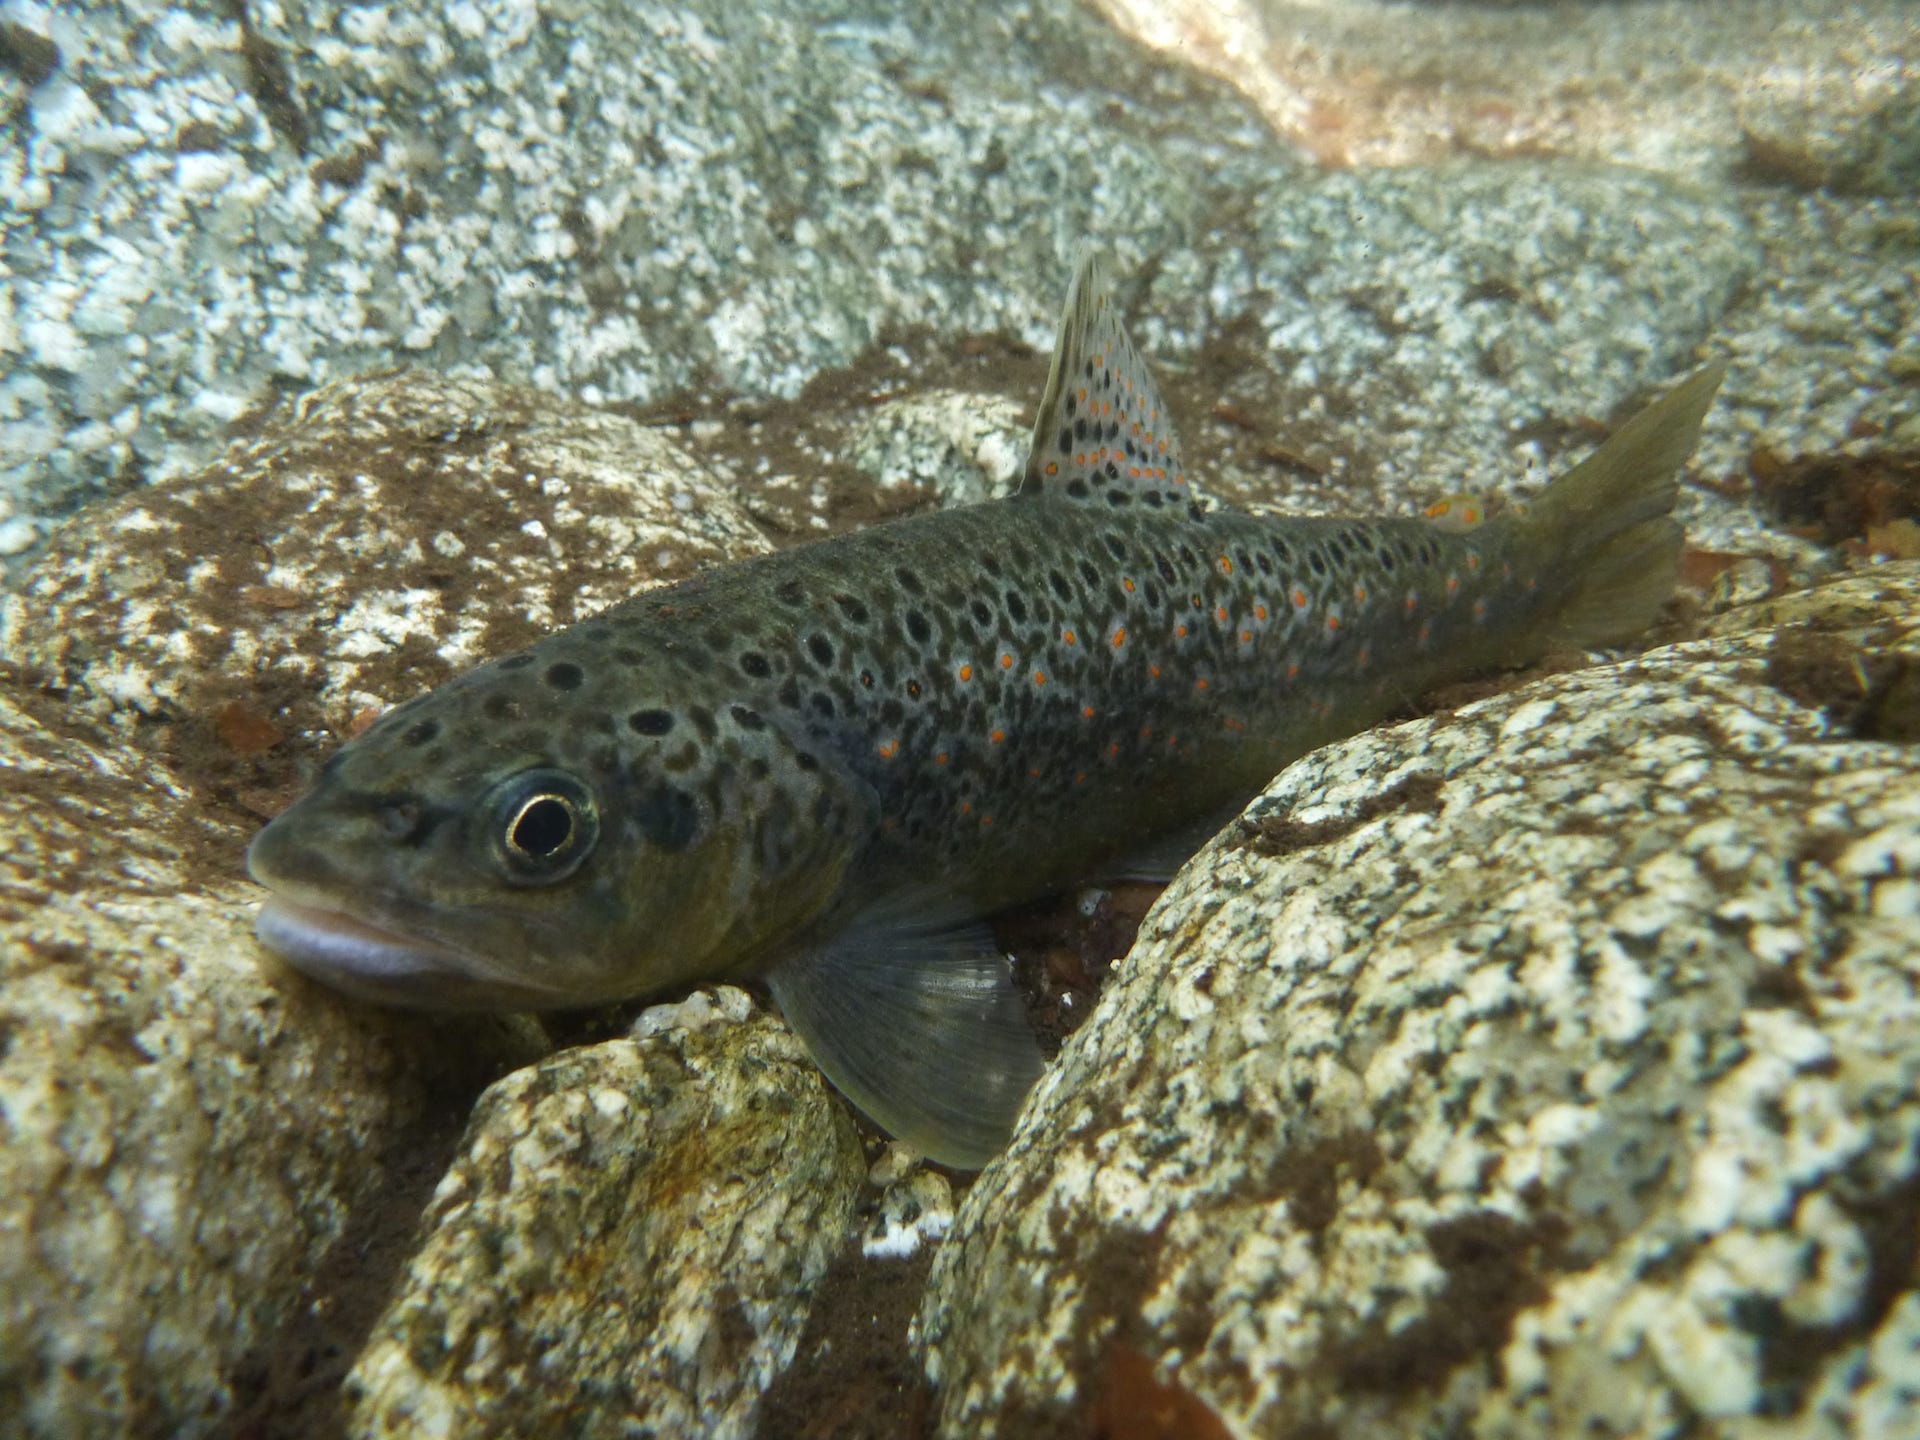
[1,0,1246,523]
[918,563,1920,1439]
[0,370,768,733]
[0,692,547,1437]
[346,988,865,1440]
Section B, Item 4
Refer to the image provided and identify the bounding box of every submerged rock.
[346,990,864,1440]
[0,692,547,1438]
[0,371,768,730]
[918,564,1920,1438]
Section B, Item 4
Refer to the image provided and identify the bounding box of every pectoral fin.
[765,907,1044,1169]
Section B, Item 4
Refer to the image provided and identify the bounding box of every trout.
[248,250,1726,1166]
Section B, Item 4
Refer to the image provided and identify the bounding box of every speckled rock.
[0,370,768,728]
[346,988,864,1440]
[1096,0,1920,175]
[851,390,1029,506]
[919,564,1920,1439]
[3,0,1248,523]
[0,692,547,1437]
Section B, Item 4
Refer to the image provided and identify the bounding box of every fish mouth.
[252,895,573,1012]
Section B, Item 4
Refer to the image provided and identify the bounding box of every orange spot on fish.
[1176,624,1189,639]
[1083,705,1096,720]
[1108,742,1121,757]
[1000,653,1013,669]
[1045,461,1059,476]
[1064,630,1078,646]
[1111,627,1127,648]
[1150,664,1162,679]
[1467,553,1481,571]
[1287,664,1300,679]
[1196,678,1209,691]
[1405,594,1418,614]
[1447,575,1460,593]
[1214,606,1228,624]
[1255,604,1268,621]
[1218,557,1233,575]
[981,815,994,827]
[1030,766,1042,779]
[1420,623,1433,643]
[935,753,949,766]
[1357,644,1371,668]
[1123,578,1136,593]
[1354,585,1367,604]
[958,663,974,682]
[1033,671,1048,685]
[1240,630,1253,643]
[960,801,972,816]
[1473,599,1488,621]
[1326,614,1341,632]
[877,739,899,760]
[991,728,1006,744]
[1292,590,1308,609]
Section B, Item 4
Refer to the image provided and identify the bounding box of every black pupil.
[511,796,574,858]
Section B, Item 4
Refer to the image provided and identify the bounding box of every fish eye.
[485,769,598,884]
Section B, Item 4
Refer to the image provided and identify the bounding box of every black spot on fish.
[1066,393,1078,417]
[1107,489,1131,507]
[689,706,718,741]
[740,651,772,679]
[634,782,701,852]
[1009,541,1033,567]
[1143,490,1163,507]
[775,578,805,606]
[980,553,1004,579]
[1177,545,1198,568]
[835,594,870,625]
[1078,559,1100,588]
[404,719,439,746]
[483,694,521,721]
[499,655,533,671]
[1380,548,1396,573]
[859,670,875,689]
[1309,551,1327,576]
[906,610,932,644]
[629,708,674,736]
[662,742,700,774]
[730,704,766,730]
[1154,553,1177,584]
[546,662,584,691]
[895,566,925,595]
[906,678,922,699]
[1255,551,1274,576]
[748,757,770,780]
[704,627,731,653]
[1058,427,1072,455]
[1048,570,1072,602]
[807,635,834,667]
[616,647,644,665]
[1074,418,1089,442]
[777,676,802,708]
[1104,461,1119,479]
[1145,582,1162,607]
[879,698,905,726]
[970,599,993,627]
[810,693,835,719]
[795,750,819,772]
[1067,479,1089,499]
[1103,534,1127,562]
[1007,591,1028,623]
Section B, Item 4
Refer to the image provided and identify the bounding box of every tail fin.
[1526,361,1727,650]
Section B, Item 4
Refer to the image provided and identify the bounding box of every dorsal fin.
[1019,247,1189,504]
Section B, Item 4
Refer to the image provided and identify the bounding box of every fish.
[247,248,1726,1167]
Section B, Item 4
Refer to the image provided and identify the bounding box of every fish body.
[249,251,1726,1165]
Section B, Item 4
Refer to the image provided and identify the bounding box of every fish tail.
[1522,360,1727,651]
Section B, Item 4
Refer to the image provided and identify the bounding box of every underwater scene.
[3,0,1919,1436]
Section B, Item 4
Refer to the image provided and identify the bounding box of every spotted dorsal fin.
[1020,247,1189,504]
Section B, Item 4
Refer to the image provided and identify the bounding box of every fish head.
[247,645,865,1011]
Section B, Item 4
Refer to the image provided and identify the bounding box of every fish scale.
[248,248,1726,1167]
